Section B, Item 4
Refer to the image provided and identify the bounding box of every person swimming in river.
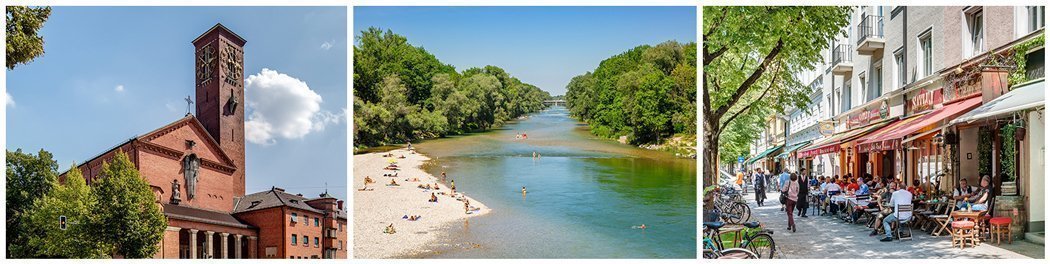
[632,224,647,229]
[522,186,527,195]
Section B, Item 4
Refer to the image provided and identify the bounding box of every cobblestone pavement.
[737,189,1043,259]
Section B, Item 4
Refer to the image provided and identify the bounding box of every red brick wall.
[284,207,325,259]
[234,207,287,258]
[193,26,246,198]
[138,150,235,212]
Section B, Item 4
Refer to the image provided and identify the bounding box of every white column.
[234,234,243,259]
[204,231,215,259]
[188,229,198,259]
[219,233,229,259]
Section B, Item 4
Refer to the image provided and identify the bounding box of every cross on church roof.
[184,95,194,115]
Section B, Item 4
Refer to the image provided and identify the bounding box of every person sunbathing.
[384,224,396,234]
[399,155,406,159]
[388,179,400,186]
[429,193,438,202]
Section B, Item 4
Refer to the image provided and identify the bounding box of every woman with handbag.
[782,173,799,232]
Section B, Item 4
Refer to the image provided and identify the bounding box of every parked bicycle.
[702,221,777,259]
[714,187,751,224]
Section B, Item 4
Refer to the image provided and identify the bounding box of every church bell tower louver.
[192,23,247,196]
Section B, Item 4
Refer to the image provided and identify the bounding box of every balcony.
[856,15,885,55]
[831,44,853,75]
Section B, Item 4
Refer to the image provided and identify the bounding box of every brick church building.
[60,24,347,259]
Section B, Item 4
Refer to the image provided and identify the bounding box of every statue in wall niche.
[183,154,200,200]
[171,179,182,204]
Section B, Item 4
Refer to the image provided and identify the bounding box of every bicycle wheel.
[718,248,759,259]
[702,249,719,259]
[745,233,776,259]
[726,203,750,224]
[723,205,743,224]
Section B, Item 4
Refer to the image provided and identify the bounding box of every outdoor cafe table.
[716,224,747,248]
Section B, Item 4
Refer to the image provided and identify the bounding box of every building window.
[841,82,852,112]
[894,49,905,88]
[301,215,307,224]
[872,64,882,100]
[315,217,320,227]
[291,234,297,245]
[1029,6,1046,33]
[966,8,984,58]
[304,235,310,246]
[918,31,933,78]
[291,212,297,223]
[314,237,319,247]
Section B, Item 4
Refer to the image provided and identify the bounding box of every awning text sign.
[847,99,889,129]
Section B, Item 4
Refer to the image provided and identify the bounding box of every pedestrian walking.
[797,172,810,218]
[736,170,747,195]
[782,173,799,232]
[753,168,767,206]
[778,170,790,211]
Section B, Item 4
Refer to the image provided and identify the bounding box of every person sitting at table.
[878,181,913,242]
[907,179,924,196]
[825,179,843,215]
[953,178,976,209]
[960,175,992,211]
[845,178,860,194]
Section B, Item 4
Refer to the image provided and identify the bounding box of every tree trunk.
[702,117,721,188]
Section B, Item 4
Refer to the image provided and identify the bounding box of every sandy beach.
[353,148,491,259]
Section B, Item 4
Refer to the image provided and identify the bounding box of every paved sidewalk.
[739,189,1043,259]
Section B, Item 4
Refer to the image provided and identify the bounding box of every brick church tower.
[192,24,247,196]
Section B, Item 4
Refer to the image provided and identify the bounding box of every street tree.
[24,164,108,258]
[89,151,166,258]
[702,6,850,187]
[5,149,59,258]
[6,6,51,69]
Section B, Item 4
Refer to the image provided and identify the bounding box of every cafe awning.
[746,144,783,165]
[951,79,1045,125]
[858,96,982,152]
[775,141,812,159]
[796,120,893,159]
[854,114,926,153]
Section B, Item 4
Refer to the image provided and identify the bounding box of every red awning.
[854,114,926,153]
[796,120,892,159]
[856,96,982,152]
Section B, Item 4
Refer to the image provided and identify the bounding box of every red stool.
[988,217,1012,245]
[951,220,977,249]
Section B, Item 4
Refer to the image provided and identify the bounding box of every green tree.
[23,164,108,258]
[6,6,51,69]
[702,6,850,187]
[6,149,59,258]
[565,41,696,145]
[89,151,166,258]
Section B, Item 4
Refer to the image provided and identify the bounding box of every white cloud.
[115,85,125,92]
[320,40,333,50]
[244,68,342,145]
[5,92,15,108]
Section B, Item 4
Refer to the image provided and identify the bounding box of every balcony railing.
[833,44,852,65]
[857,15,884,46]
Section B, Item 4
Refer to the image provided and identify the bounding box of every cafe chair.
[851,194,871,224]
[951,220,978,249]
[893,204,914,242]
[928,200,956,236]
[988,217,1013,245]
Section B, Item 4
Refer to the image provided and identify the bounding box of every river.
[409,106,697,258]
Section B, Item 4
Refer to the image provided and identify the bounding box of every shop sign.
[907,88,942,114]
[856,139,899,153]
[819,121,835,136]
[847,100,889,129]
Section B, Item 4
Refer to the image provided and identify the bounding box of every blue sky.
[6,6,348,200]
[354,6,697,96]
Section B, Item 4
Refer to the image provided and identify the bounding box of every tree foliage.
[354,28,550,147]
[6,6,51,70]
[565,41,697,145]
[24,164,108,258]
[6,149,59,258]
[89,151,166,258]
[702,6,850,186]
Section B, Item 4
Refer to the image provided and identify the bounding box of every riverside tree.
[564,41,697,145]
[354,28,550,148]
[23,164,108,258]
[89,151,166,258]
[702,6,850,187]
[5,149,59,258]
